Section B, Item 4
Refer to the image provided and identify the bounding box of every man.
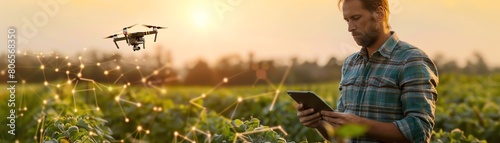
[296,0,438,142]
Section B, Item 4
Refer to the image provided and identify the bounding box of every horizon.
[1,0,499,68]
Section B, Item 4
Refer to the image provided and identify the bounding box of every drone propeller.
[104,34,118,39]
[143,24,167,29]
[143,24,166,42]
[121,24,137,44]
[124,24,137,30]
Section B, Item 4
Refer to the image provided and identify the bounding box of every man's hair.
[338,0,390,22]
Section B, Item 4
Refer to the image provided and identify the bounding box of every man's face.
[342,0,382,47]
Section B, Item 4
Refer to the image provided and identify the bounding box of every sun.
[193,10,209,28]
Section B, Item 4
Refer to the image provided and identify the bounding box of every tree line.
[1,49,499,86]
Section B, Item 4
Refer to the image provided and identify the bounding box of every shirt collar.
[359,31,399,59]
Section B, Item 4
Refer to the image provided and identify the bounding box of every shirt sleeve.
[394,56,438,143]
[336,58,349,112]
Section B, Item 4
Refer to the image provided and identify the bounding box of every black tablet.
[287,90,334,112]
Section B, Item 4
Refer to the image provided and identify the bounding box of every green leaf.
[335,124,368,138]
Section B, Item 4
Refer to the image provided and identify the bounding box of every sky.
[1,0,500,68]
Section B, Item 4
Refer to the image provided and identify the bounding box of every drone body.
[105,24,166,51]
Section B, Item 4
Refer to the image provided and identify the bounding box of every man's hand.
[320,110,365,128]
[297,103,322,128]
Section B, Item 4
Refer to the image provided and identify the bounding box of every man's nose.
[348,21,356,32]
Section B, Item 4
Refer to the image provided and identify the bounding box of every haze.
[1,0,499,68]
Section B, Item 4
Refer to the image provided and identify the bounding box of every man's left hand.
[320,110,365,128]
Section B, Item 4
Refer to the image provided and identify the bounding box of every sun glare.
[193,10,209,28]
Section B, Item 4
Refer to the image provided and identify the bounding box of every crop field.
[1,73,499,142]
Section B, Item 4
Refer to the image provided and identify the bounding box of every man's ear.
[374,6,386,21]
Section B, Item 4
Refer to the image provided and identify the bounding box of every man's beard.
[353,17,382,47]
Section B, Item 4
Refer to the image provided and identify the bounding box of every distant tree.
[464,52,490,74]
[184,60,216,85]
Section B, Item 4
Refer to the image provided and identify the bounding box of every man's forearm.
[360,118,410,143]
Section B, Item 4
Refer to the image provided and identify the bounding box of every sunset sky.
[1,0,499,68]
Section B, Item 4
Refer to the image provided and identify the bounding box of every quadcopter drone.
[105,24,166,51]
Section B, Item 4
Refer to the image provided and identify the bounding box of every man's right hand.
[297,103,322,128]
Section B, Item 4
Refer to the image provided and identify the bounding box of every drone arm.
[113,40,119,49]
[154,33,157,42]
[124,34,129,45]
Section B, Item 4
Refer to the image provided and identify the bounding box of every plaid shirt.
[336,32,438,143]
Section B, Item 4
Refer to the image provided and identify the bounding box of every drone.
[105,24,167,51]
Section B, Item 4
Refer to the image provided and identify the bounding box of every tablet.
[287,90,334,112]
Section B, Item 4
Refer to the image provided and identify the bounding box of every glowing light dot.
[276,89,280,93]
[40,65,45,70]
[55,94,59,99]
[125,118,130,123]
[201,93,206,98]
[153,107,157,111]
[153,70,159,75]
[78,56,82,60]
[44,81,48,86]
[137,103,141,107]
[127,82,131,86]
[108,87,113,91]
[137,126,143,131]
[74,109,78,112]
[66,71,70,74]
[77,73,82,77]
[158,107,162,111]
[67,62,71,66]
[174,132,178,136]
[55,68,59,72]
[121,140,124,143]
[123,84,127,88]
[141,78,146,83]
[22,80,26,84]
[24,107,27,111]
[136,66,140,69]
[0,70,4,75]
[161,89,167,94]
[96,107,100,111]
[40,129,43,132]
[55,56,59,59]
[116,66,120,70]
[84,48,87,51]
[38,119,42,123]
[96,62,101,66]
[191,127,196,131]
[80,64,84,69]
[89,131,93,136]
[115,96,120,101]
[43,100,47,105]
[208,134,211,137]
[223,77,228,83]
[104,71,109,75]
[67,80,71,84]
[65,56,69,59]
[238,97,243,102]
[72,90,75,94]
[146,130,150,134]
